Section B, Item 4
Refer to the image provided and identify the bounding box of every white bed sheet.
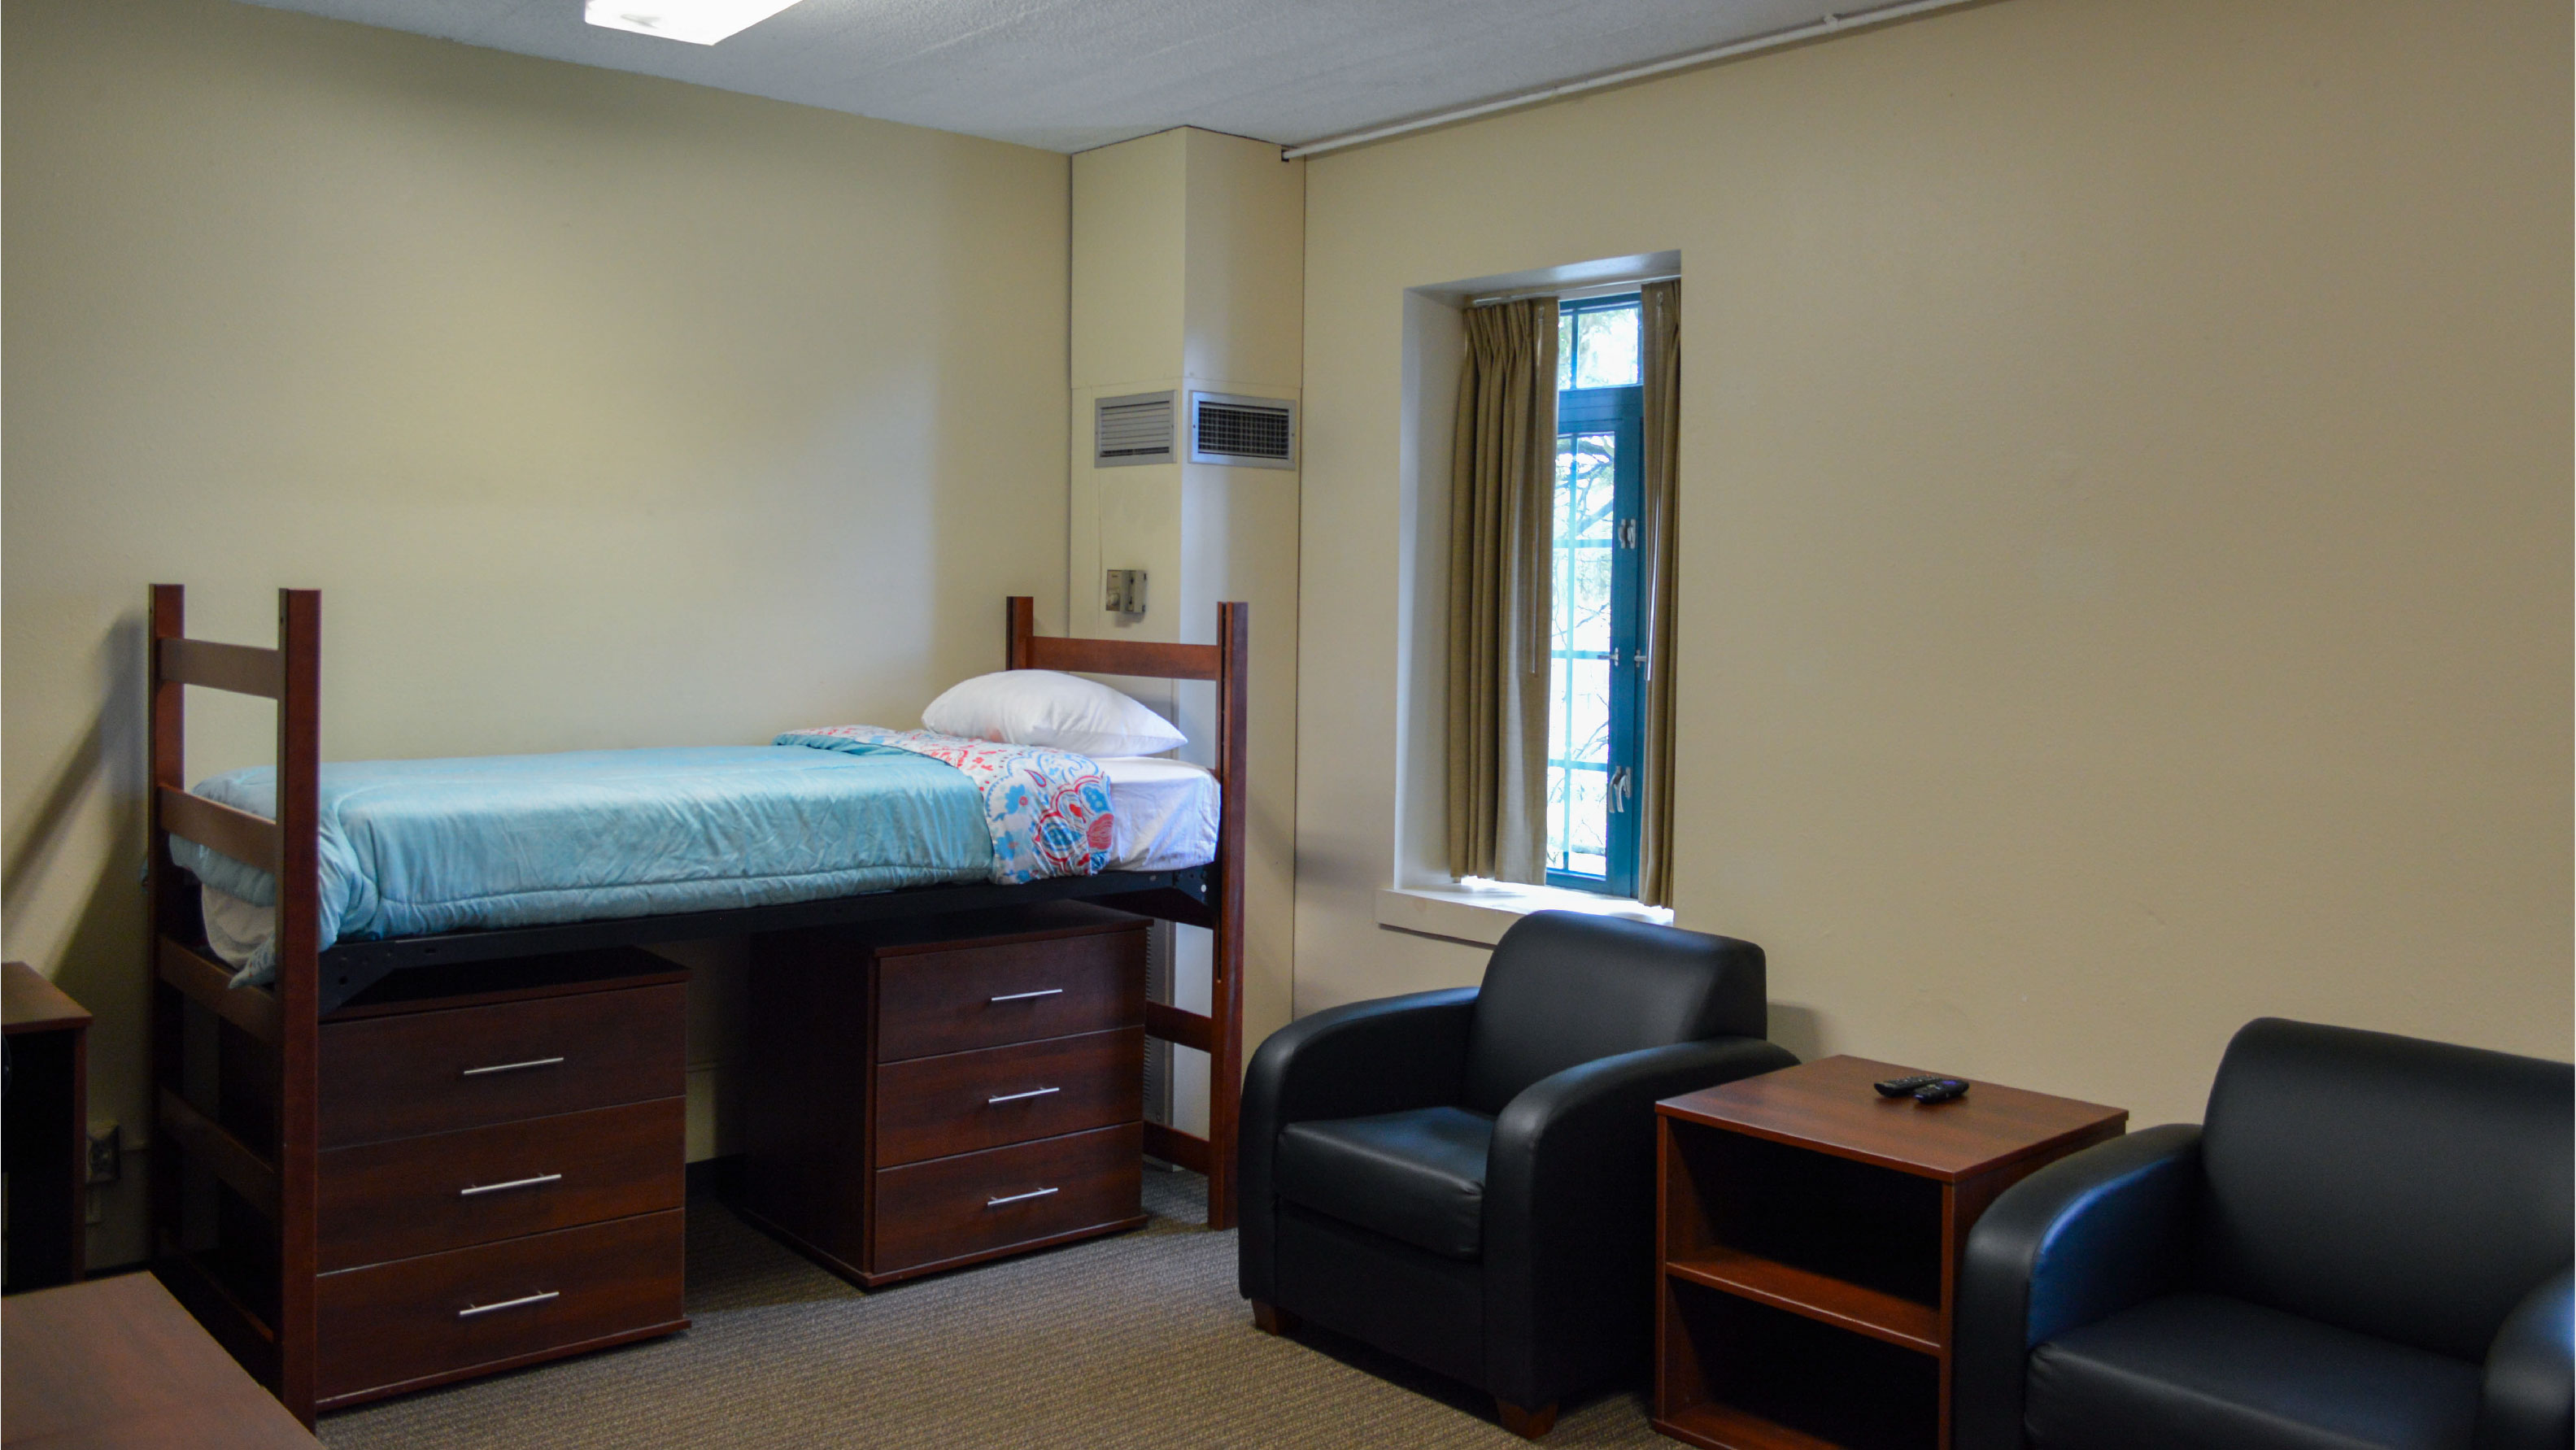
[1096,755,1221,873]
[195,754,1221,969]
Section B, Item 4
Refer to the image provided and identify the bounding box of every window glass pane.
[1557,310,1574,392]
[1549,754,1609,880]
[1572,303,1640,389]
[1559,433,1615,653]
[1548,426,1617,879]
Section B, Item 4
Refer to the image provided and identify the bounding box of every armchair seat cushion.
[1275,1106,1494,1261]
[2026,1291,2482,1450]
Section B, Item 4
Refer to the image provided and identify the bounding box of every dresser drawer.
[318,1099,683,1272]
[316,1208,686,1406]
[320,984,684,1147]
[874,1029,1142,1168]
[870,1122,1142,1277]
[874,928,1144,1061]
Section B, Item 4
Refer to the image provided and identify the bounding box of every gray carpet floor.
[317,1173,1671,1448]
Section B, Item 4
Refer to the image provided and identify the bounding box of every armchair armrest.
[2478,1265,2573,1450]
[1955,1123,2203,1450]
[1480,1035,1798,1409]
[1237,987,1480,1304]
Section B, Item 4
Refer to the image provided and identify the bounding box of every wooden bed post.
[1006,595,1035,670]
[1205,600,1249,1230]
[145,586,188,1316]
[273,589,323,1426]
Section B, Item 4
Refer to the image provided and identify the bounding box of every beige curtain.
[1635,281,1681,907]
[1445,298,1559,884]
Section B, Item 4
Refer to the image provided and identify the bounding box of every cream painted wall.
[1067,128,1303,1133]
[1180,130,1307,397]
[3,0,1070,1259]
[1071,130,1189,401]
[1297,0,2571,1128]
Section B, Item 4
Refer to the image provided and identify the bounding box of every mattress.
[183,744,1220,979]
[1095,755,1220,874]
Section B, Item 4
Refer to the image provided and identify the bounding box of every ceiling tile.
[237,0,1872,152]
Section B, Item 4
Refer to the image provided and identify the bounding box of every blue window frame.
[1545,295,1644,895]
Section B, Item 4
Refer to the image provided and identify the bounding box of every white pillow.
[922,670,1186,758]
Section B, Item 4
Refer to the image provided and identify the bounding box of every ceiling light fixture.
[582,0,805,46]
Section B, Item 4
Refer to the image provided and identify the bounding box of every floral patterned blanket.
[776,725,1115,884]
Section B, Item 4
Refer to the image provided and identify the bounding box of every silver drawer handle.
[987,989,1063,1004]
[987,1087,1061,1105]
[986,1187,1059,1208]
[458,1290,559,1319]
[459,1173,563,1198]
[460,1056,565,1078]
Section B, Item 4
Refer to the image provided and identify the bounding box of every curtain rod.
[1469,274,1678,307]
[1279,0,1984,161]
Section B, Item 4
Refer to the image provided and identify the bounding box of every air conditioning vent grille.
[1188,392,1297,469]
[1096,392,1175,466]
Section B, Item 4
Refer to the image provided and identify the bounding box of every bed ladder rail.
[155,938,281,1045]
[155,1090,283,1221]
[157,637,285,698]
[1140,1004,1217,1173]
[1142,1123,1214,1174]
[156,1241,283,1386]
[147,583,324,1428]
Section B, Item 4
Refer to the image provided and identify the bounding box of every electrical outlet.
[86,1121,120,1186]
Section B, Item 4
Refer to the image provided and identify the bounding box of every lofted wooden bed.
[145,586,1247,1426]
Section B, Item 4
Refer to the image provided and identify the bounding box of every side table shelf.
[1654,1056,2125,1450]
[3,961,94,1293]
[1666,1246,1941,1353]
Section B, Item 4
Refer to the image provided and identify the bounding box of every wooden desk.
[4,960,92,1291]
[1654,1056,2125,1450]
[3,1273,317,1448]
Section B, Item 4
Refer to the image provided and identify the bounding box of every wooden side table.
[1653,1056,2125,1450]
[4,961,92,1292]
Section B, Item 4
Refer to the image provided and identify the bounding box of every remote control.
[1911,1078,1971,1104]
[1873,1074,1945,1098]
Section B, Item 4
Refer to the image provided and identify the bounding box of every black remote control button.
[1874,1074,1944,1097]
[1911,1078,1971,1104]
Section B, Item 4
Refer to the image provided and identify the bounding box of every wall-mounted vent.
[1189,392,1297,470]
[1095,391,1175,467]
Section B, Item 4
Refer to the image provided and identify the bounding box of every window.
[1545,295,1644,895]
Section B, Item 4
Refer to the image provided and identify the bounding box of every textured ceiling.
[238,0,1863,153]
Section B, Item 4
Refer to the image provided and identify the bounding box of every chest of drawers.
[310,950,688,1409]
[739,904,1150,1287]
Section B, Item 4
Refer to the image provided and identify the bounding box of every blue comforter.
[172,744,992,982]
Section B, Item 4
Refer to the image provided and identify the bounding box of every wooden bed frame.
[145,586,1248,1426]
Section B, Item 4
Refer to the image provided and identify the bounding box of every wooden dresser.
[308,949,688,1409]
[740,904,1149,1287]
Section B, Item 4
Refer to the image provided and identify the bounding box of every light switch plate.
[87,1121,120,1186]
[1105,568,1148,616]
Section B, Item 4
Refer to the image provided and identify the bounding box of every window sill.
[1374,882,1672,948]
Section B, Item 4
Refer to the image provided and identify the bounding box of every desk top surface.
[2,961,92,1036]
[1658,1054,2126,1182]
[2,1274,315,1448]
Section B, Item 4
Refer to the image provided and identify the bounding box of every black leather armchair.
[1238,911,1796,1438]
[1959,1017,2574,1450]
